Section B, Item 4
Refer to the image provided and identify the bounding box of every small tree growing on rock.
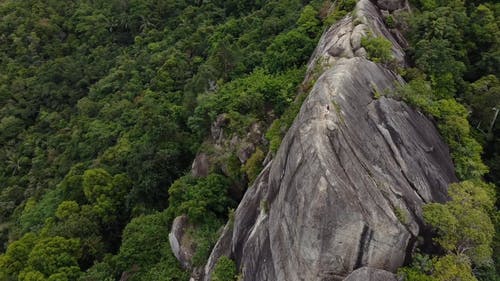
[212,256,237,281]
[361,36,394,65]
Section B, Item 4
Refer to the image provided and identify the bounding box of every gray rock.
[305,0,407,84]
[354,47,367,58]
[343,267,398,281]
[350,24,368,51]
[246,122,264,144]
[355,0,407,63]
[237,142,255,163]
[169,215,195,269]
[203,58,456,281]
[200,0,455,280]
[191,153,210,178]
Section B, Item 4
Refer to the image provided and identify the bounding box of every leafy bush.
[167,174,234,223]
[323,0,357,25]
[191,216,224,267]
[423,180,495,266]
[398,79,488,180]
[242,148,265,184]
[115,211,187,280]
[361,36,394,65]
[212,256,237,281]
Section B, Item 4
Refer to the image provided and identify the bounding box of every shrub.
[385,15,395,28]
[212,256,237,281]
[242,148,265,184]
[423,180,495,266]
[361,36,394,65]
[167,174,234,223]
[266,93,307,153]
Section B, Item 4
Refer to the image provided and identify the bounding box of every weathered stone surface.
[355,0,407,62]
[343,267,398,281]
[350,24,368,51]
[237,142,256,163]
[203,57,456,280]
[305,0,407,84]
[200,0,455,280]
[354,47,367,58]
[191,153,210,178]
[169,215,195,269]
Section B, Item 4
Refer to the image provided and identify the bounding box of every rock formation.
[169,215,196,269]
[197,0,458,280]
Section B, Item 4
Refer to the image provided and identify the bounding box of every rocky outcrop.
[192,153,210,178]
[201,0,457,280]
[305,0,408,86]
[203,57,456,281]
[169,215,195,269]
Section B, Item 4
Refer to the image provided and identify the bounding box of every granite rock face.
[305,0,408,79]
[203,58,456,281]
[200,0,456,280]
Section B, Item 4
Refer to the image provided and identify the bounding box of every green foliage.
[263,5,320,73]
[423,180,495,266]
[82,168,129,223]
[297,5,322,36]
[242,148,265,184]
[167,173,234,223]
[139,250,189,281]
[398,79,489,180]
[115,211,186,280]
[401,1,499,279]
[264,30,316,74]
[394,207,409,225]
[45,203,104,269]
[19,189,64,234]
[191,216,224,267]
[0,233,38,281]
[399,253,479,281]
[18,236,81,281]
[212,256,237,281]
[266,92,308,152]
[385,15,395,28]
[77,257,115,281]
[398,253,435,281]
[361,36,394,65]
[0,0,326,278]
[323,0,357,25]
[188,68,303,138]
[433,254,477,281]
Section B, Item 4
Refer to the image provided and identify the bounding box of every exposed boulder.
[343,267,398,281]
[350,24,368,51]
[191,153,210,178]
[237,142,256,163]
[169,215,195,269]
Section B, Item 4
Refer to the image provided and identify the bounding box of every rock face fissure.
[200,0,457,280]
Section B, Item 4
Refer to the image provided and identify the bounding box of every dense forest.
[0,0,497,280]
